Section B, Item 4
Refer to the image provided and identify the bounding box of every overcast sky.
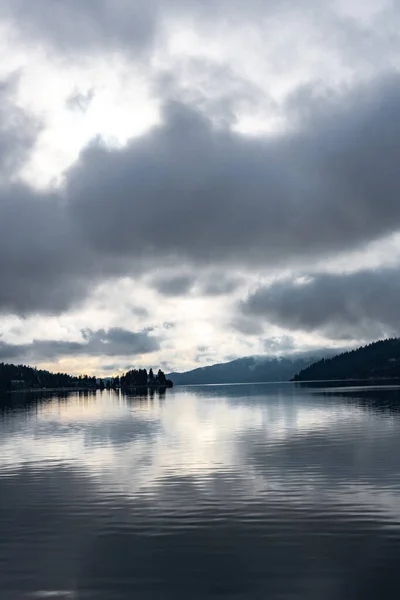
[0,0,399,375]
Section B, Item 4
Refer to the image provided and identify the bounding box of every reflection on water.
[1,384,400,598]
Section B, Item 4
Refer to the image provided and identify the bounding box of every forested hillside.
[168,351,337,385]
[292,339,400,381]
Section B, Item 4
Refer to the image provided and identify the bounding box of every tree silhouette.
[148,368,155,384]
[292,339,400,381]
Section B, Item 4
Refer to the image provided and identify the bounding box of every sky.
[0,0,400,375]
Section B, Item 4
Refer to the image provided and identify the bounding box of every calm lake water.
[1,383,400,599]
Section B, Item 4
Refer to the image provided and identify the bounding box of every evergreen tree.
[157,369,167,385]
[148,368,155,384]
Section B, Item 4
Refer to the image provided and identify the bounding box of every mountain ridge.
[168,349,342,385]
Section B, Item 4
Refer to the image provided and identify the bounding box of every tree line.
[0,362,97,391]
[292,338,400,381]
[120,367,172,389]
[0,361,173,392]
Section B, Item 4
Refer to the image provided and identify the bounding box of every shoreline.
[7,378,399,392]
[292,377,400,383]
[7,384,173,394]
[8,386,98,394]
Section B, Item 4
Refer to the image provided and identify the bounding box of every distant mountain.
[168,350,339,385]
[292,338,400,381]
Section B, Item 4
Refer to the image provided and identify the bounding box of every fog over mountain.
[169,349,341,385]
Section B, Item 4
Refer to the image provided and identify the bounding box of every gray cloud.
[0,182,95,314]
[66,89,96,114]
[4,0,399,73]
[0,327,160,363]
[0,1,323,56]
[100,364,119,372]
[151,274,194,297]
[155,59,273,130]
[199,273,242,296]
[131,306,150,318]
[0,76,40,177]
[197,346,209,353]
[150,270,242,297]
[231,316,264,337]
[240,268,400,340]
[263,336,297,354]
[67,77,400,270]
[1,0,159,56]
[3,73,400,317]
[194,345,215,364]
[0,78,97,314]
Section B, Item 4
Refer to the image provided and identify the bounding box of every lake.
[1,383,400,599]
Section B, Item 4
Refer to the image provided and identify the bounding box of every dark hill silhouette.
[168,350,340,385]
[292,338,400,381]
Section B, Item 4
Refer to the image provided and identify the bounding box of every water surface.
[1,383,400,599]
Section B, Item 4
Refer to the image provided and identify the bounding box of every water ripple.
[1,385,400,598]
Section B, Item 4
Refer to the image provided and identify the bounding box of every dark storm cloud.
[3,73,400,315]
[67,77,400,269]
[0,182,96,314]
[240,268,400,340]
[151,274,194,297]
[0,328,159,362]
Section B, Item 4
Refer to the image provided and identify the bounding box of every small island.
[120,368,173,391]
[97,368,173,391]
